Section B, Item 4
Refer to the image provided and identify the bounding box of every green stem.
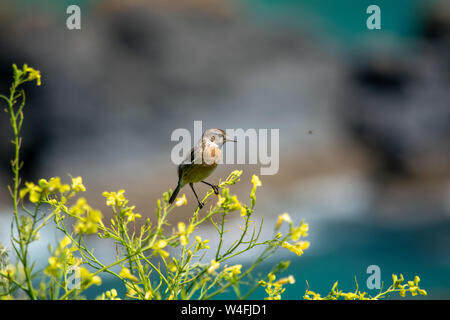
[6,76,36,300]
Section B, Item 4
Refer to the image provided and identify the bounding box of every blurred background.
[0,0,449,298]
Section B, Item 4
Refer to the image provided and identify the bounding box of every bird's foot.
[197,201,204,210]
[212,185,219,195]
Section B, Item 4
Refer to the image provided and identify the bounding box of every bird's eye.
[210,136,215,142]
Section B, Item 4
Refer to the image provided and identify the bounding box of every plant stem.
[6,77,37,300]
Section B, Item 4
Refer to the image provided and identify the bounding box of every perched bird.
[169,128,236,209]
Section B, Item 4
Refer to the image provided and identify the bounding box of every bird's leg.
[190,183,204,209]
[201,180,219,195]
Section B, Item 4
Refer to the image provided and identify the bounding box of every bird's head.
[203,128,236,148]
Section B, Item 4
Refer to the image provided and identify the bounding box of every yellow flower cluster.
[216,188,248,217]
[303,274,427,300]
[71,176,86,193]
[177,222,195,246]
[281,241,310,257]
[103,189,142,226]
[44,236,80,278]
[13,64,41,86]
[291,222,308,241]
[20,176,86,203]
[276,213,310,257]
[103,190,126,207]
[275,213,292,230]
[175,194,187,207]
[68,197,103,234]
[259,273,295,300]
[23,64,42,86]
[208,259,220,274]
[79,267,102,287]
[223,264,242,278]
[250,174,262,206]
[123,205,142,223]
[304,282,369,300]
[152,240,169,259]
[101,289,120,300]
[195,236,210,250]
[19,182,43,203]
[393,274,427,297]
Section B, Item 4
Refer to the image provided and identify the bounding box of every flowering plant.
[0,65,426,300]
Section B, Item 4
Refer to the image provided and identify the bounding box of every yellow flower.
[275,275,295,285]
[103,289,120,300]
[102,190,126,207]
[119,267,139,282]
[259,272,293,300]
[44,256,62,277]
[4,265,16,278]
[291,222,309,241]
[152,240,169,259]
[216,195,226,207]
[124,206,142,222]
[304,290,322,300]
[69,197,89,217]
[74,208,103,234]
[223,264,242,278]
[195,236,210,249]
[282,241,310,256]
[251,175,262,188]
[79,267,102,286]
[208,259,220,274]
[342,292,359,300]
[33,177,70,195]
[175,194,187,207]
[59,236,72,249]
[228,195,241,210]
[399,288,406,297]
[167,263,177,273]
[144,291,153,300]
[229,195,248,217]
[177,222,194,246]
[276,213,292,230]
[19,182,42,203]
[24,64,42,86]
[48,177,70,193]
[71,176,86,193]
[392,273,404,288]
[250,175,262,205]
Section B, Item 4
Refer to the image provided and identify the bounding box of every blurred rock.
[339,1,450,222]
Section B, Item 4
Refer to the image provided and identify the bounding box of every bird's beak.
[226,136,237,143]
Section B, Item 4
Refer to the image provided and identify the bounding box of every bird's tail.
[169,181,182,204]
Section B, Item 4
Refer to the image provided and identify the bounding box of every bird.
[169,128,236,209]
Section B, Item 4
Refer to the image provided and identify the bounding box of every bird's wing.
[178,143,203,177]
[189,141,205,164]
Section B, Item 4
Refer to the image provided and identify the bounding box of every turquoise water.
[248,220,450,300]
